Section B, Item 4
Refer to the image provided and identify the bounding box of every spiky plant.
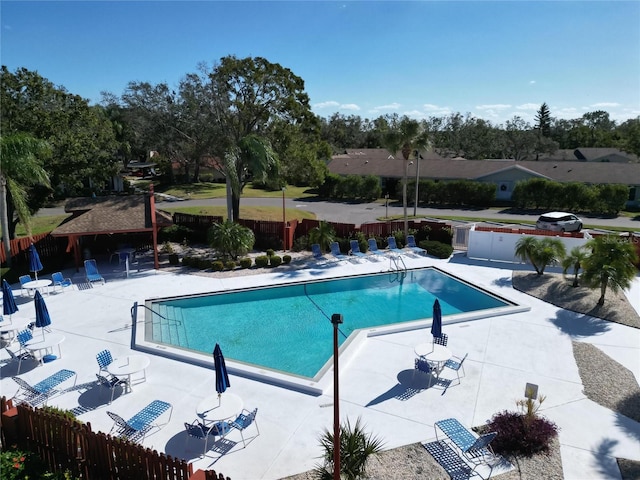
[314,417,384,480]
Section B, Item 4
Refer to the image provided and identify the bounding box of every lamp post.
[404,160,413,241]
[331,313,343,480]
[385,194,389,220]
[282,186,286,251]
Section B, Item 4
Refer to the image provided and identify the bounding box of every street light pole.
[413,150,421,217]
[331,313,343,480]
[282,186,286,251]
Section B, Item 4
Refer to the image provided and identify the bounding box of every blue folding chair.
[311,243,324,260]
[330,242,348,261]
[184,419,231,457]
[107,400,173,443]
[11,369,77,406]
[84,259,105,285]
[386,236,405,254]
[228,408,260,448]
[51,272,73,292]
[406,235,427,255]
[349,240,368,259]
[367,239,386,256]
[19,275,33,297]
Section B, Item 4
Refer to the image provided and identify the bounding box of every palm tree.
[224,134,279,221]
[562,246,589,287]
[314,417,384,480]
[582,235,639,305]
[515,236,566,275]
[0,134,51,266]
[381,117,430,241]
[207,220,255,260]
[309,221,335,252]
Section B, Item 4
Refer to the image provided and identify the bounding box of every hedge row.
[181,254,291,271]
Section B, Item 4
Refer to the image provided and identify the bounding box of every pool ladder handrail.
[132,303,182,326]
[389,254,407,281]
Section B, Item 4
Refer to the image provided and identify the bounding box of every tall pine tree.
[535,102,551,137]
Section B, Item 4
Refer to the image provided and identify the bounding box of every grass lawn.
[162,205,316,222]
[154,182,316,200]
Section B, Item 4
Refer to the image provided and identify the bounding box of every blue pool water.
[146,268,511,378]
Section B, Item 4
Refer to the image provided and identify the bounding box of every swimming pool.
[136,267,527,393]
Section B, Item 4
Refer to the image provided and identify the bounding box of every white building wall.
[467,226,592,263]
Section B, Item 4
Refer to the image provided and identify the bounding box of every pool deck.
[1,252,639,479]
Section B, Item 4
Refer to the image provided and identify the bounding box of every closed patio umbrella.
[34,290,51,338]
[28,244,43,280]
[2,279,18,319]
[431,299,442,340]
[213,343,230,405]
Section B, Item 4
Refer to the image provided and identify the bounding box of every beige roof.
[328,150,640,186]
[51,195,172,236]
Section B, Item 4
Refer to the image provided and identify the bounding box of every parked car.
[536,212,583,232]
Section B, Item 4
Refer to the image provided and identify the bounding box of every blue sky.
[2,1,639,126]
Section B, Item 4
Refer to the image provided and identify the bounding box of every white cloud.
[313,101,340,109]
[529,80,536,85]
[475,104,511,110]
[516,103,539,111]
[340,103,360,111]
[422,104,452,115]
[553,107,580,119]
[590,102,620,108]
[369,102,402,112]
[403,109,427,118]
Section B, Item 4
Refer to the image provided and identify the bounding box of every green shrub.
[41,405,77,422]
[421,240,453,259]
[160,241,174,254]
[283,254,292,264]
[239,257,252,269]
[255,255,269,268]
[196,257,211,269]
[159,224,194,243]
[224,260,237,270]
[270,255,282,267]
[292,235,309,252]
[1,446,77,479]
[211,260,224,271]
[266,249,275,257]
[181,256,194,267]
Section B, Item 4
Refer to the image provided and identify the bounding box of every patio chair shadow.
[69,382,125,415]
[164,430,200,462]
[366,369,436,407]
[423,440,475,479]
[551,310,611,337]
[0,357,39,378]
[164,431,238,465]
[423,440,512,479]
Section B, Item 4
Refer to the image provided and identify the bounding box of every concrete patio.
[1,252,638,479]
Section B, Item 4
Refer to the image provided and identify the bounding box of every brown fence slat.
[3,398,224,480]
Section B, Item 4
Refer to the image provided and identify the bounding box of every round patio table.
[23,279,52,296]
[414,343,452,377]
[107,355,150,392]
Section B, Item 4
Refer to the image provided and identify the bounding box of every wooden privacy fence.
[0,232,61,265]
[0,397,231,480]
[171,212,453,250]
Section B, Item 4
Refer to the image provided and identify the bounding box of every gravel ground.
[166,248,640,479]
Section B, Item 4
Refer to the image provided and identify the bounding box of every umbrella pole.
[218,392,222,407]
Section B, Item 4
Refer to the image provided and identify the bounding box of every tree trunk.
[232,192,240,222]
[0,176,12,266]
[598,280,607,306]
